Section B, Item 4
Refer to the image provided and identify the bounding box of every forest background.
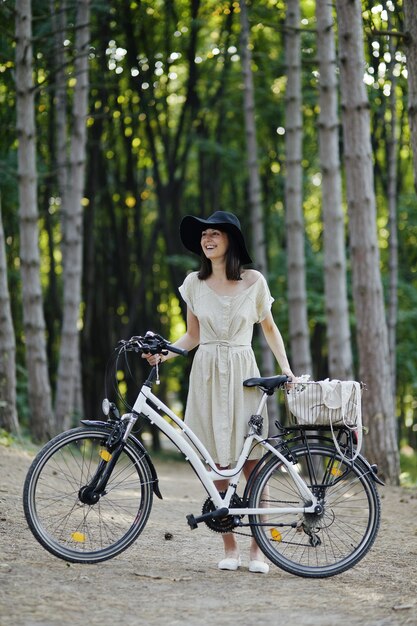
[1,0,417,486]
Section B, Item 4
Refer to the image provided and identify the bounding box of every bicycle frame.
[23,331,382,575]
[123,376,319,517]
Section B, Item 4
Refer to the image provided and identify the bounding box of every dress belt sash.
[199,341,251,375]
[200,340,249,350]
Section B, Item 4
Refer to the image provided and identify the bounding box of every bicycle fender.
[128,433,163,499]
[359,457,385,486]
[242,439,385,502]
[80,420,109,427]
[80,420,163,499]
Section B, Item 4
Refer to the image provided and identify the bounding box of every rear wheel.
[23,426,154,563]
[248,444,380,577]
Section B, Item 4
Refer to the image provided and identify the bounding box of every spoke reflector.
[71,532,86,543]
[270,528,282,542]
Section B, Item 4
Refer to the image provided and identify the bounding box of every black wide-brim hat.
[180,211,253,265]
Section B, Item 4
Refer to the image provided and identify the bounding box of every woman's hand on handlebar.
[141,352,166,366]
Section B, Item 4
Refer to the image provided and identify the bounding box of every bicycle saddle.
[243,375,288,393]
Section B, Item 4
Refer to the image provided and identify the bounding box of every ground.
[1,443,417,626]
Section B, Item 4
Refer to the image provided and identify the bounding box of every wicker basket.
[285,380,362,429]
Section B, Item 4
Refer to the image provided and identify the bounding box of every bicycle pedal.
[186,514,198,530]
[186,507,229,530]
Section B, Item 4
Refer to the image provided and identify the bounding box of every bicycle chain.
[201,493,245,534]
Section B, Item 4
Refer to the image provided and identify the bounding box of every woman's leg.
[215,461,268,572]
[215,466,240,563]
[243,460,265,560]
[243,459,269,572]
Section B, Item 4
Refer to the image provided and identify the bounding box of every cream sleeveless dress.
[178,271,274,466]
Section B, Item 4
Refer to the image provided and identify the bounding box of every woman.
[145,211,295,574]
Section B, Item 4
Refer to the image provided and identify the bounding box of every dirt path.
[1,443,417,626]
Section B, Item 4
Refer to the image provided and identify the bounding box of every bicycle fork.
[78,413,138,505]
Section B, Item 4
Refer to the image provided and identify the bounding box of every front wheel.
[23,426,154,563]
[248,444,381,578]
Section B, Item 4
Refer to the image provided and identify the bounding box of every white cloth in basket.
[318,379,361,427]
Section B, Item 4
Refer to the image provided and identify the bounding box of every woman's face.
[200,228,229,261]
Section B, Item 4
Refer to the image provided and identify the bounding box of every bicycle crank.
[188,493,244,533]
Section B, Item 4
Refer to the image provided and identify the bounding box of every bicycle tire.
[23,425,154,564]
[248,444,381,578]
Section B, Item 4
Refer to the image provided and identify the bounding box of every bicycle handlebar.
[166,343,189,357]
[118,332,188,358]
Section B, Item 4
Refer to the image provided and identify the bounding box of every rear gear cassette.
[201,493,244,533]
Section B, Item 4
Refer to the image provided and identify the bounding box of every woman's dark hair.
[198,228,243,281]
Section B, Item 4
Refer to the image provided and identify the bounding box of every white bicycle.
[23,332,382,578]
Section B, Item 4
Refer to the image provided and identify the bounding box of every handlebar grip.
[168,345,188,357]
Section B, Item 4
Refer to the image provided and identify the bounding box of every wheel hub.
[78,485,101,505]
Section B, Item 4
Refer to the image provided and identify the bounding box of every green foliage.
[0,428,39,455]
[400,448,417,487]
[0,428,14,447]
[0,0,416,458]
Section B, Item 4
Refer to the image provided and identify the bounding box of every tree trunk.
[284,0,312,376]
[316,0,353,380]
[54,0,90,431]
[386,5,399,397]
[403,0,417,195]
[239,0,278,427]
[336,0,400,483]
[50,0,68,196]
[239,1,267,278]
[0,197,19,434]
[15,0,54,441]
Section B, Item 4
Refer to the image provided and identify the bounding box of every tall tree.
[54,0,90,431]
[316,0,353,380]
[284,0,312,376]
[239,0,277,425]
[0,196,19,434]
[15,0,54,441]
[404,2,417,189]
[336,0,399,483]
[386,3,399,395]
[50,0,68,198]
[239,0,267,278]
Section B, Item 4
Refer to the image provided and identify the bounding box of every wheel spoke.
[23,427,153,563]
[249,445,381,577]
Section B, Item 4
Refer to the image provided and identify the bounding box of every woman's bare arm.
[143,307,200,365]
[260,311,294,378]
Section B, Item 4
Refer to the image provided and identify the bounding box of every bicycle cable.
[102,341,141,414]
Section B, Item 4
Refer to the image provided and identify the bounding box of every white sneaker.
[218,556,242,571]
[248,560,269,574]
